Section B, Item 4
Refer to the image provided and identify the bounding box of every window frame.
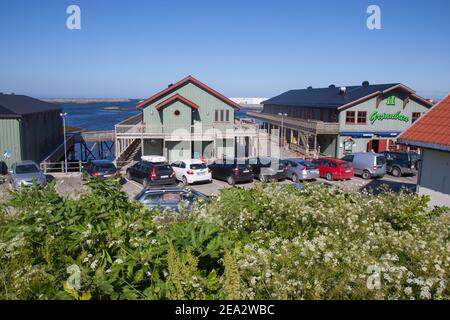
[345,111,356,124]
[412,112,421,123]
[357,111,367,124]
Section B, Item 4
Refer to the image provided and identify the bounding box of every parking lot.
[121,173,418,198]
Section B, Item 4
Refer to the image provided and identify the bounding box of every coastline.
[44,98,132,104]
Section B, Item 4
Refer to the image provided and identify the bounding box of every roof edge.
[136,76,240,109]
[397,138,450,152]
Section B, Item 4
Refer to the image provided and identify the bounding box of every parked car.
[134,185,209,212]
[248,157,286,182]
[282,158,320,182]
[8,160,46,189]
[82,160,118,180]
[312,157,354,181]
[383,151,419,177]
[126,157,176,188]
[171,159,212,185]
[340,152,386,180]
[208,159,253,185]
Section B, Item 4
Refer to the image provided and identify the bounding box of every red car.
[312,157,354,181]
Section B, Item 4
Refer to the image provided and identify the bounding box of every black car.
[126,161,176,187]
[248,157,287,182]
[383,151,420,177]
[208,159,253,185]
[82,160,118,180]
[134,185,209,212]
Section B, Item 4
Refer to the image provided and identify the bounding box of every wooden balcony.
[115,123,264,141]
[246,111,339,135]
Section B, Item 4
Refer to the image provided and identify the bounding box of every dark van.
[126,161,176,188]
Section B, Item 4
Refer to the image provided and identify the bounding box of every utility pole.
[60,112,68,173]
[278,113,287,149]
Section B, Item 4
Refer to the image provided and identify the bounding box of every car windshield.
[155,165,172,175]
[141,191,202,205]
[96,163,115,169]
[15,164,39,174]
[190,163,207,170]
[338,162,352,168]
[299,161,317,169]
[376,156,386,165]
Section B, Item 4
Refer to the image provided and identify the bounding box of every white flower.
[90,260,98,270]
[115,259,123,265]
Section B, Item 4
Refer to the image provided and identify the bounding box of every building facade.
[398,94,450,207]
[115,76,270,164]
[248,82,432,158]
[0,94,63,173]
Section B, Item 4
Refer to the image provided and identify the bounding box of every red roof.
[155,94,199,110]
[398,94,450,151]
[136,75,240,109]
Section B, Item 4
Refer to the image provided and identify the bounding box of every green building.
[248,82,432,158]
[0,94,63,173]
[115,76,266,163]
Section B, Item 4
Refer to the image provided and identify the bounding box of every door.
[368,140,380,153]
[171,161,182,181]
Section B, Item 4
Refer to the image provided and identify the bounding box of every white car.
[170,159,212,185]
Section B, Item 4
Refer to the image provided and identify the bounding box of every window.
[341,155,354,162]
[225,110,230,122]
[357,111,367,124]
[412,112,421,123]
[345,111,356,124]
[215,110,219,122]
[220,110,224,122]
[174,110,180,116]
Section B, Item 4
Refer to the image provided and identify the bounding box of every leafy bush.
[0,180,448,300]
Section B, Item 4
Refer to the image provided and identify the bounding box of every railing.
[115,123,263,139]
[40,161,86,174]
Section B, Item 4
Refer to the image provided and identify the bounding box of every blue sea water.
[62,100,256,131]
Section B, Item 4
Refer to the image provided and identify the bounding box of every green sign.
[369,111,409,125]
[386,96,396,105]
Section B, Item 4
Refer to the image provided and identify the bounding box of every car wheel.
[391,167,401,177]
[227,176,235,186]
[362,170,371,180]
[182,176,189,186]
[259,174,268,183]
[325,172,333,181]
[292,174,299,183]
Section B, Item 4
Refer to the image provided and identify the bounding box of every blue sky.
[0,0,449,99]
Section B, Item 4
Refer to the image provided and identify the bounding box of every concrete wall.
[0,118,22,173]
[417,149,450,207]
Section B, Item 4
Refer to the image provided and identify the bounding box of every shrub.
[0,180,448,300]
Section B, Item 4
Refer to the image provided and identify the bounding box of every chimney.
[168,83,173,88]
[329,84,336,88]
[362,81,369,87]
[307,86,313,90]
[339,87,347,95]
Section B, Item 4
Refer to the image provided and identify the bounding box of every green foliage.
[0,179,448,300]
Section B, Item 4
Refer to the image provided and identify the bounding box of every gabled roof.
[262,83,432,110]
[0,94,61,118]
[155,94,199,110]
[136,75,240,109]
[398,94,450,152]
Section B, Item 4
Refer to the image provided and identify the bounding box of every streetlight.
[60,112,68,173]
[278,112,288,149]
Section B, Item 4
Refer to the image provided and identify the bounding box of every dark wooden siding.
[20,110,64,163]
[262,104,338,122]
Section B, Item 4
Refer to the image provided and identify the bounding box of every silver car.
[8,160,47,189]
[283,158,320,182]
[341,152,386,179]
